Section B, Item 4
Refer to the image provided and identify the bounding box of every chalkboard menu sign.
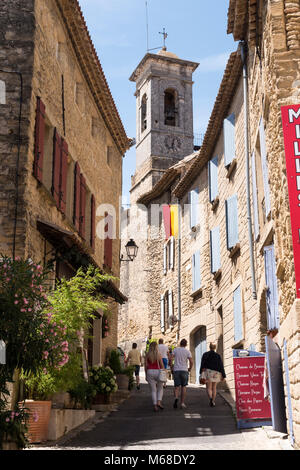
[233,354,271,422]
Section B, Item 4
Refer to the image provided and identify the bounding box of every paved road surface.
[33,380,290,450]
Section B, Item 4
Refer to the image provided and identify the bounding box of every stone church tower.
[119,48,199,353]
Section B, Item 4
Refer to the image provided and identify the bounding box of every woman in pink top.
[144,342,165,412]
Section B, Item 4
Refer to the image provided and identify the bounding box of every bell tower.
[129,47,199,184]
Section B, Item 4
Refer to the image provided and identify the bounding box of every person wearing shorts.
[158,338,170,386]
[172,339,193,409]
[200,342,226,407]
[126,343,142,390]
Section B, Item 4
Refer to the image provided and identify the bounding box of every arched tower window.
[164,89,178,127]
[141,94,147,132]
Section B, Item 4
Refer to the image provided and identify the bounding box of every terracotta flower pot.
[116,374,129,390]
[20,400,52,444]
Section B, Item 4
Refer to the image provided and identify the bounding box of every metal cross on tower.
[159,28,168,49]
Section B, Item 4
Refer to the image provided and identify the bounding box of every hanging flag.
[162,205,171,240]
[170,204,179,238]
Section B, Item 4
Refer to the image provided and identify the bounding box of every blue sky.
[79,0,236,204]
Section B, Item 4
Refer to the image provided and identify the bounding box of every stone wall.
[0,0,36,258]
[0,0,125,363]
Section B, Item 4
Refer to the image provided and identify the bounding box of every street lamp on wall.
[120,239,138,262]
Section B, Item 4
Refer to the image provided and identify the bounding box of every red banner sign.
[233,356,271,421]
[281,105,300,298]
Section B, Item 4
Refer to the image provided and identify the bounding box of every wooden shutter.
[233,285,243,343]
[73,162,81,230]
[163,244,167,275]
[189,188,199,228]
[209,156,218,202]
[169,236,175,270]
[224,113,235,167]
[34,97,46,182]
[162,205,171,239]
[225,194,239,249]
[210,226,221,273]
[52,128,61,207]
[192,250,201,292]
[259,117,271,217]
[59,139,68,214]
[104,212,113,269]
[264,245,280,329]
[168,289,173,320]
[79,174,86,239]
[251,151,260,240]
[160,295,165,332]
[91,194,96,250]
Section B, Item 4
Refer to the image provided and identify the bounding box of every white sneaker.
[180,403,187,409]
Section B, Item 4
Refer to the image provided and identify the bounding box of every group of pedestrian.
[126,338,226,412]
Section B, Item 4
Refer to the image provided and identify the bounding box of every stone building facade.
[225,0,300,449]
[0,0,130,364]
[120,0,300,448]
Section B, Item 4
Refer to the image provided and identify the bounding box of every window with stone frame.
[164,89,178,127]
[160,290,174,332]
[141,94,147,132]
[163,236,175,274]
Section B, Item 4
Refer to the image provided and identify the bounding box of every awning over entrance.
[37,219,127,305]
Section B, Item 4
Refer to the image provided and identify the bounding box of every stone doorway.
[191,326,207,384]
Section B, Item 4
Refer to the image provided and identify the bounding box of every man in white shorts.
[172,339,193,409]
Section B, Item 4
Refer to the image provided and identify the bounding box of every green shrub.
[68,380,97,410]
[89,366,118,395]
[108,349,122,374]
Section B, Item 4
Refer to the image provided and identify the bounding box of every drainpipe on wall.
[177,198,182,342]
[240,41,257,300]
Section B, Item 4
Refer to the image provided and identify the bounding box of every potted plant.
[68,379,97,410]
[89,366,118,404]
[108,349,135,390]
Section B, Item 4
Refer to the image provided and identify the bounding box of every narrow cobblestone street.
[31,378,291,451]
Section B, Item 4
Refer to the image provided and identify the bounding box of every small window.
[75,82,85,112]
[92,117,100,138]
[141,94,147,131]
[164,89,178,127]
[0,80,6,105]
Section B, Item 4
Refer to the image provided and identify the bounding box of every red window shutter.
[34,97,46,182]
[104,212,113,269]
[91,194,96,250]
[73,162,81,230]
[52,128,61,207]
[59,139,68,214]
[79,173,86,239]
[162,205,171,240]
